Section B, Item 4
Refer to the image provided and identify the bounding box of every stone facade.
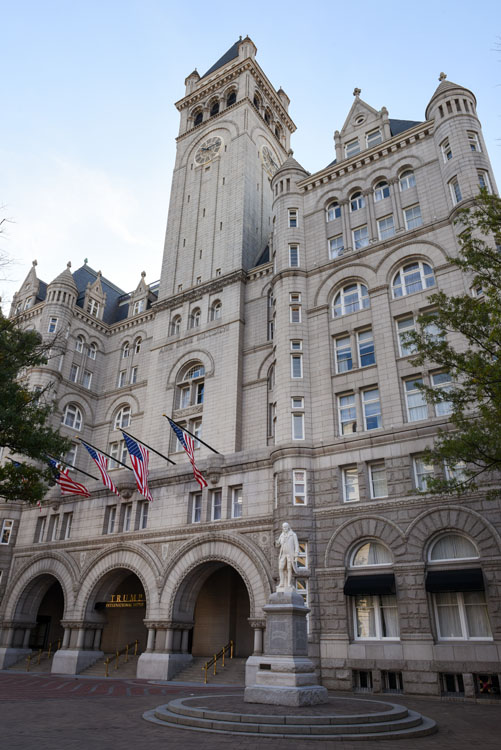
[1,39,500,698]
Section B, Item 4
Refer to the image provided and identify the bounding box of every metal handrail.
[104,639,139,677]
[202,640,234,684]
[26,639,61,671]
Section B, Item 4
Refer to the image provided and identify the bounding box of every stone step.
[171,657,246,685]
[7,653,55,673]
[80,654,139,678]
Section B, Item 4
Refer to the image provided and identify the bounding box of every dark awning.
[425,568,484,593]
[344,574,395,596]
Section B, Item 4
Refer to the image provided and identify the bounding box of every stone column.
[76,628,86,650]
[389,177,404,231]
[61,627,71,650]
[22,628,32,649]
[339,200,350,252]
[165,628,175,653]
[4,627,15,648]
[146,627,156,653]
[93,629,102,650]
[364,189,377,241]
[249,619,266,655]
[181,629,190,654]
[172,629,182,652]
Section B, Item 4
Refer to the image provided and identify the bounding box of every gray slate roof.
[201,40,240,79]
[72,264,128,325]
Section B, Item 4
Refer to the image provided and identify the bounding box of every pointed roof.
[49,262,78,290]
[72,263,128,325]
[426,74,476,118]
[201,39,241,79]
[274,152,309,178]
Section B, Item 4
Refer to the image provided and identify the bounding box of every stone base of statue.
[244,589,328,707]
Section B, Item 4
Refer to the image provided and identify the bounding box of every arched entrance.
[88,568,148,653]
[10,574,65,650]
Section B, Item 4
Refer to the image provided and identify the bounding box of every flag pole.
[46,454,99,482]
[76,437,133,472]
[163,415,221,455]
[120,429,176,465]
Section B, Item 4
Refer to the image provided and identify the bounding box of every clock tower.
[157,37,296,300]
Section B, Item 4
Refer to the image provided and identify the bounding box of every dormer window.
[87,298,100,317]
[366,129,383,148]
[132,299,145,315]
[24,297,33,310]
[345,138,360,158]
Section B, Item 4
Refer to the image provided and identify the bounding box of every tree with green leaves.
[409,190,501,496]
[0,314,70,505]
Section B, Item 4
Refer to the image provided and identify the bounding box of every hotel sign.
[105,593,146,608]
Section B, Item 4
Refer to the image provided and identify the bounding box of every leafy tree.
[0,314,71,504]
[409,190,501,496]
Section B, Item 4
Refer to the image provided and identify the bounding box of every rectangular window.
[290,305,301,323]
[232,487,243,518]
[450,178,462,204]
[192,493,202,523]
[432,372,453,416]
[105,506,116,534]
[355,595,400,639]
[130,366,138,384]
[35,516,46,543]
[434,591,492,640]
[138,500,149,530]
[369,462,388,498]
[291,396,304,409]
[61,512,73,540]
[296,541,308,569]
[353,225,369,250]
[211,490,222,521]
[291,340,302,351]
[335,336,353,373]
[478,171,492,193]
[441,138,453,162]
[191,418,202,448]
[345,138,360,158]
[413,457,434,491]
[396,316,416,356]
[292,470,307,505]
[82,370,92,389]
[49,515,59,541]
[467,131,481,152]
[109,440,127,469]
[122,503,132,532]
[48,317,58,333]
[404,204,423,230]
[342,466,359,502]
[366,129,383,148]
[118,371,126,388]
[268,402,276,438]
[377,215,395,240]
[291,354,303,378]
[75,337,83,353]
[65,444,77,468]
[338,393,357,435]
[358,329,375,367]
[1,519,14,544]
[288,209,298,228]
[289,245,299,267]
[292,412,305,440]
[445,461,467,482]
[132,299,145,315]
[363,388,381,430]
[405,378,428,421]
[329,235,344,259]
[70,364,79,383]
[87,299,100,317]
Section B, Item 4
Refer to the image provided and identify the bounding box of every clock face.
[194,136,223,165]
[261,145,279,177]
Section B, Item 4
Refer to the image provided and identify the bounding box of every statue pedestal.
[244,590,328,707]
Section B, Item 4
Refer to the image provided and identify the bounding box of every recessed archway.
[13,574,64,650]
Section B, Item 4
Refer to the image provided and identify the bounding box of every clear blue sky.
[1,0,500,309]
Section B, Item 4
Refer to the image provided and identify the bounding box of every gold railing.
[104,639,139,677]
[202,640,234,684]
[26,639,61,672]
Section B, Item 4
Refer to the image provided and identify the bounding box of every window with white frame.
[0,519,14,544]
[413,457,434,491]
[445,461,467,483]
[134,337,142,354]
[289,244,299,267]
[82,370,92,389]
[130,366,138,384]
[87,298,100,317]
[109,440,127,469]
[118,370,127,388]
[291,340,302,351]
[48,317,58,333]
[377,215,395,240]
[363,388,381,430]
[62,403,83,430]
[232,487,243,518]
[122,342,130,359]
[210,300,222,321]
[24,297,33,310]
[353,225,369,249]
[366,129,383,148]
[342,466,359,502]
[291,353,303,379]
[75,335,84,353]
[170,315,181,335]
[292,408,305,441]
[404,377,428,422]
[396,316,416,356]
[392,261,435,297]
[105,506,117,534]
[65,443,77,467]
[345,138,360,158]
[434,591,491,640]
[354,595,400,639]
[478,171,492,193]
[138,500,149,529]
[338,393,357,434]
[211,490,222,521]
[292,470,307,505]
[335,336,353,373]
[69,364,79,383]
[403,204,423,230]
[87,342,97,360]
[296,541,308,569]
[327,201,341,221]
[467,131,481,152]
[192,493,202,523]
[35,516,46,543]
[358,329,375,367]
[333,283,369,317]
[122,503,132,532]
[288,208,298,228]
[441,138,453,162]
[374,180,390,202]
[177,363,204,408]
[190,308,201,328]
[132,299,145,315]
[449,178,462,204]
[429,534,478,562]
[114,405,131,430]
[369,462,388,498]
[351,541,393,567]
[431,372,453,415]
[49,515,59,541]
[350,191,365,212]
[290,304,301,323]
[329,235,344,259]
[399,169,416,191]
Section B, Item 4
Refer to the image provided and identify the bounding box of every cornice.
[152,269,247,313]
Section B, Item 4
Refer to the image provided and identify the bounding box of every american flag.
[48,458,90,497]
[80,441,121,498]
[121,432,153,502]
[167,418,207,489]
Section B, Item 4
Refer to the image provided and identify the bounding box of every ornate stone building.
[1,38,500,698]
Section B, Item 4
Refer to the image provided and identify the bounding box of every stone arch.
[57,392,94,424]
[314,263,378,308]
[257,350,275,382]
[406,505,501,563]
[325,515,406,568]
[376,240,450,282]
[165,349,215,387]
[181,125,236,169]
[104,394,142,424]
[2,552,76,621]
[75,544,161,620]
[160,533,273,620]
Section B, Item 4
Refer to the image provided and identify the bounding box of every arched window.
[226,90,236,107]
[350,191,365,212]
[87,342,97,360]
[193,110,203,127]
[253,93,261,110]
[114,405,131,430]
[374,180,390,202]
[392,261,435,298]
[326,201,341,221]
[177,363,205,409]
[333,283,370,317]
[170,315,181,335]
[209,99,220,117]
[351,541,393,567]
[134,337,142,354]
[210,300,222,321]
[75,335,84,353]
[275,124,282,140]
[429,534,479,561]
[62,403,83,431]
[264,108,272,125]
[399,169,416,191]
[190,308,201,329]
[122,342,130,359]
